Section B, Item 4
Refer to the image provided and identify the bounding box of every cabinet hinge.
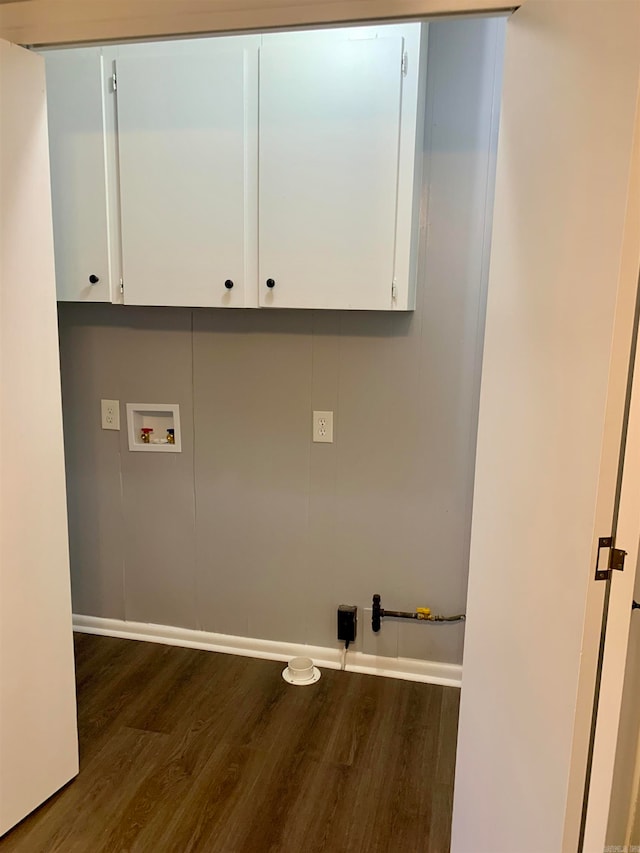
[595,536,627,581]
[111,72,117,92]
[391,279,398,300]
[401,52,408,77]
[119,278,124,295]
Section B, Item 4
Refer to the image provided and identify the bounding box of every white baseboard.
[72,614,462,688]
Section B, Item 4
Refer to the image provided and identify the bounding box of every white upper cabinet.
[259,30,422,310]
[44,49,113,302]
[42,24,425,310]
[115,42,257,308]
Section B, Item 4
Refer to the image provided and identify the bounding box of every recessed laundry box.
[126,403,181,452]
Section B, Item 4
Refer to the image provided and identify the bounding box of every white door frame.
[0,0,515,45]
[580,77,640,852]
[452,2,640,851]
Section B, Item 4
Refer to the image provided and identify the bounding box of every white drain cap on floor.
[282,656,321,686]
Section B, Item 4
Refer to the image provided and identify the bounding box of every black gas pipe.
[372,593,465,633]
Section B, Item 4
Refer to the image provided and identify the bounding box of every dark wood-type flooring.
[0,633,460,853]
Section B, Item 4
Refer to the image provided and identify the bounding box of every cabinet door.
[44,49,112,302]
[116,49,252,307]
[259,37,404,310]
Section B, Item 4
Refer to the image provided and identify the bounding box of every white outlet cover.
[313,410,334,443]
[101,399,120,430]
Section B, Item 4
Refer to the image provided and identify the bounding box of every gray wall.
[58,17,505,665]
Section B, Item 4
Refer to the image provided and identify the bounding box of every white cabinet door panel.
[259,38,403,310]
[117,51,250,307]
[45,49,111,302]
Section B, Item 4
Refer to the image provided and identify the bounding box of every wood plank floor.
[0,634,459,853]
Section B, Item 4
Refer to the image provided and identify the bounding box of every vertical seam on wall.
[335,312,343,571]
[305,311,316,646]
[118,449,126,619]
[118,319,126,620]
[191,309,200,630]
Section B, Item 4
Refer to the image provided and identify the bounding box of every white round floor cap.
[282,656,321,686]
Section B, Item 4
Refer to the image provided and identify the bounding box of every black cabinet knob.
[89,274,99,284]
[266,278,276,289]
[224,279,234,290]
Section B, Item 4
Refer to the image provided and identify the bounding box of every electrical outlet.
[101,399,120,430]
[313,410,334,443]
